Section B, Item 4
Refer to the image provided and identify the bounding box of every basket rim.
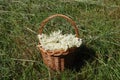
[37,44,77,56]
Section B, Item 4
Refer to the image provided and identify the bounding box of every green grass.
[0,0,120,80]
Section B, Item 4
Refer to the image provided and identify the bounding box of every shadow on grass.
[65,44,96,71]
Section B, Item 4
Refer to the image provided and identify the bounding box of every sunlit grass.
[0,0,120,80]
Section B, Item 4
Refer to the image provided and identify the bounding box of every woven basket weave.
[37,14,79,71]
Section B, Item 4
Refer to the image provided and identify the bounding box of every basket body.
[38,45,76,71]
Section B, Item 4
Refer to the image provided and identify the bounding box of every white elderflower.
[38,30,82,51]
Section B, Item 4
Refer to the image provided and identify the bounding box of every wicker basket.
[37,14,79,71]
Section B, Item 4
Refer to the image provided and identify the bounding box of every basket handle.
[39,14,79,37]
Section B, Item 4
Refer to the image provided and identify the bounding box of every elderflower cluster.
[38,30,82,51]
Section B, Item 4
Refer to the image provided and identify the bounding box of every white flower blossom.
[38,30,82,51]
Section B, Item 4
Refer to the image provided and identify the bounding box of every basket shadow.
[64,44,96,71]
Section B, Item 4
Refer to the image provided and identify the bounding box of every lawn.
[0,0,120,80]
